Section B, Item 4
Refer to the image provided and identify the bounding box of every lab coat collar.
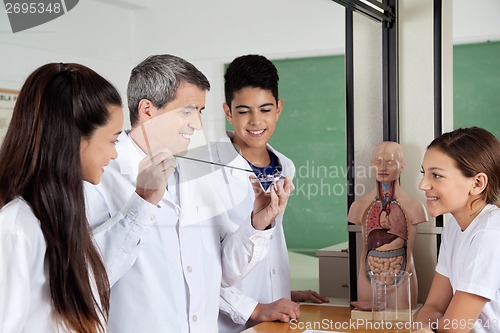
[115,131,145,177]
[221,131,293,179]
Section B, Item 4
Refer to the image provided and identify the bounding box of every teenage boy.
[217,54,329,333]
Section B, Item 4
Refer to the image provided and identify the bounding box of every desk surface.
[242,305,412,333]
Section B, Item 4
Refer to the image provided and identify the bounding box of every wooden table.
[242,304,412,333]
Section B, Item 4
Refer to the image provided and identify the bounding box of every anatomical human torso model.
[348,142,427,310]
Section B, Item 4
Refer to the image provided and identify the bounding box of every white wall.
[453,0,500,44]
[0,0,135,127]
[132,0,346,61]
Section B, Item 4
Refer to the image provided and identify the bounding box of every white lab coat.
[215,133,295,333]
[85,131,273,333]
[0,198,73,333]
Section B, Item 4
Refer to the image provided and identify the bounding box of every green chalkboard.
[454,41,500,138]
[226,55,347,256]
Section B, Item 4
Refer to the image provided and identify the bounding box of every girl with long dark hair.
[0,62,123,332]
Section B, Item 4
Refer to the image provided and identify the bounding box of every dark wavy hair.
[428,126,500,207]
[0,63,121,332]
[224,54,279,107]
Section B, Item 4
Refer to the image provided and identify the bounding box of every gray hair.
[127,54,210,127]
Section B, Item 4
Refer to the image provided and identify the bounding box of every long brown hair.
[428,126,500,207]
[0,63,121,332]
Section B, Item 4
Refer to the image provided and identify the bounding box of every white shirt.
[0,198,71,333]
[85,132,273,333]
[436,204,500,333]
[215,133,295,333]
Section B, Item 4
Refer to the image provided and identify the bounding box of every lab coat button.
[187,266,192,273]
[149,214,156,221]
[192,315,198,322]
[272,268,276,275]
[270,235,273,240]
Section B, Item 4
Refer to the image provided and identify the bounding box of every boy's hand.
[250,176,294,230]
[291,290,329,304]
[250,298,300,323]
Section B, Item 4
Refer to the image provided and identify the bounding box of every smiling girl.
[0,63,123,332]
[415,127,500,333]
